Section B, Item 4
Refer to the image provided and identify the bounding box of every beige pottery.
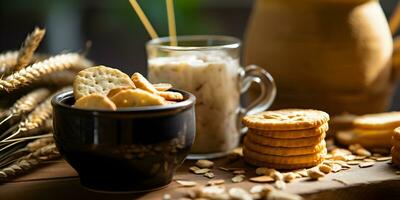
[244,0,394,115]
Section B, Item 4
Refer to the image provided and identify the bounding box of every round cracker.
[353,112,400,130]
[248,123,328,139]
[73,94,116,110]
[247,131,325,148]
[73,66,135,99]
[244,136,326,156]
[110,88,165,108]
[242,109,329,131]
[243,146,326,165]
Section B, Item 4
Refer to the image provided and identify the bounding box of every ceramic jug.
[244,0,395,115]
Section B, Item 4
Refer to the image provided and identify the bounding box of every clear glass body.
[146,36,275,159]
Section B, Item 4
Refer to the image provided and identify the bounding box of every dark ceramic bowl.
[51,89,196,192]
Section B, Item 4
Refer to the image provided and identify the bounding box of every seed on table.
[255,167,276,176]
[194,168,210,174]
[319,164,332,174]
[195,159,214,168]
[272,171,284,181]
[233,169,246,174]
[293,169,308,177]
[376,157,392,162]
[274,180,286,190]
[347,160,361,165]
[331,164,342,173]
[232,174,246,183]
[204,172,215,179]
[283,172,297,182]
[308,169,325,180]
[354,156,367,160]
[355,148,371,157]
[228,188,253,200]
[207,179,225,186]
[249,175,275,183]
[359,161,375,168]
[163,194,171,200]
[189,166,200,172]
[176,180,197,187]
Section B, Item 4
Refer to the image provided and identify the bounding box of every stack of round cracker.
[392,127,400,167]
[242,109,330,170]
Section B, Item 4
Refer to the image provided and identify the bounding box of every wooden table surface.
[1,157,400,200]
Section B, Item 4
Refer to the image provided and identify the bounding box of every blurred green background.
[0,0,399,109]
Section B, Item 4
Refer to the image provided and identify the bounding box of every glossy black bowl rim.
[51,89,196,113]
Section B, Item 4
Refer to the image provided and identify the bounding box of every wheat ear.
[19,96,52,135]
[0,53,91,92]
[0,51,18,75]
[10,88,51,116]
[0,88,51,126]
[15,27,46,71]
[0,143,59,180]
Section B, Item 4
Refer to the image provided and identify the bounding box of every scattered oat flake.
[176,180,197,187]
[396,171,400,175]
[207,179,225,186]
[376,156,392,162]
[359,161,375,168]
[232,174,246,183]
[363,158,375,162]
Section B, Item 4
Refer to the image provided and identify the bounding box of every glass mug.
[146,35,276,159]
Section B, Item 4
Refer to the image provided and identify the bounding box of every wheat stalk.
[0,53,91,92]
[26,137,54,152]
[0,143,59,181]
[15,27,46,71]
[0,51,18,75]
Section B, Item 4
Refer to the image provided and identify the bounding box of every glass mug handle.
[239,65,277,135]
